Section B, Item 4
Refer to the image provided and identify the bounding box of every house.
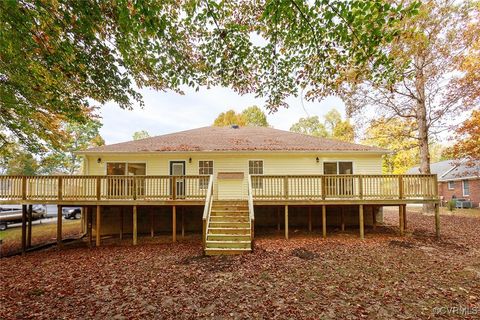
[408,159,480,208]
[0,126,440,255]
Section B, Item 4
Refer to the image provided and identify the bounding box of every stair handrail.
[247,174,255,244]
[202,175,214,249]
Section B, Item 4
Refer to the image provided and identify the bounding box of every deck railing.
[0,174,439,203]
[0,175,209,202]
[250,174,438,201]
[202,175,214,249]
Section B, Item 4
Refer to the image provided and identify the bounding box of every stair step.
[207,234,251,241]
[208,227,250,235]
[209,222,250,228]
[205,248,252,255]
[210,212,249,218]
[210,216,249,222]
[211,208,249,211]
[206,240,251,249]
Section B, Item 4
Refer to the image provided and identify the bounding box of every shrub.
[447,200,456,211]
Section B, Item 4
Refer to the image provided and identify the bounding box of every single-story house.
[0,126,440,255]
[408,159,479,208]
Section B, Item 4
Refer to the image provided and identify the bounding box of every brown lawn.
[0,209,479,319]
[0,219,82,257]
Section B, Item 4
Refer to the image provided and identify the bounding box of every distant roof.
[81,126,389,154]
[407,159,480,181]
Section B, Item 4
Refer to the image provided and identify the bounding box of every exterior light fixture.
[97,158,102,164]
[189,157,192,163]
[316,157,319,163]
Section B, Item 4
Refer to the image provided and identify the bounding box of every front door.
[170,161,186,198]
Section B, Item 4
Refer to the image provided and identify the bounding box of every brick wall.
[438,179,479,207]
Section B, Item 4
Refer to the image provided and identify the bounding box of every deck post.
[322,205,326,239]
[399,205,404,236]
[87,207,92,247]
[57,205,63,247]
[284,205,289,240]
[80,207,85,234]
[133,205,137,245]
[172,205,177,242]
[435,203,440,239]
[96,205,101,247]
[403,204,407,230]
[308,207,312,232]
[359,205,364,239]
[340,207,345,232]
[181,209,185,238]
[372,206,377,230]
[277,207,280,232]
[21,205,27,255]
[150,210,154,238]
[120,208,124,240]
[27,205,32,248]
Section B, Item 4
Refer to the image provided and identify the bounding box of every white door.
[170,161,185,198]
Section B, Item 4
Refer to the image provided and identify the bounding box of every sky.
[99,86,347,145]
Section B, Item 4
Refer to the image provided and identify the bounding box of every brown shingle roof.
[81,126,389,153]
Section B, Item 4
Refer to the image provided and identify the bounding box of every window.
[106,162,146,197]
[323,161,354,196]
[448,181,455,190]
[199,161,213,189]
[249,160,264,188]
[107,163,126,175]
[106,162,146,176]
[323,162,353,174]
[463,180,470,196]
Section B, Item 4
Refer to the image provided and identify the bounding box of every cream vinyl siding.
[85,152,383,200]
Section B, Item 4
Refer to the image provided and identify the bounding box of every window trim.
[198,160,214,189]
[198,160,214,175]
[105,161,147,175]
[323,161,354,174]
[248,159,264,175]
[447,181,455,190]
[248,159,264,189]
[462,180,470,196]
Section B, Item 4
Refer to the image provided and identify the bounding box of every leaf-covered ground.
[1,209,479,319]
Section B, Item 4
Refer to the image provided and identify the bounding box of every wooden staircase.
[204,201,252,255]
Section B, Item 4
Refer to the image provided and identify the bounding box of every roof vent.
[231,124,239,129]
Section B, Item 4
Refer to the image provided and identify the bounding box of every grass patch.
[0,218,81,256]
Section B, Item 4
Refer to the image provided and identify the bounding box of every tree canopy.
[1,0,419,153]
[342,0,478,175]
[213,106,269,127]
[446,110,480,166]
[290,109,354,142]
[133,130,151,141]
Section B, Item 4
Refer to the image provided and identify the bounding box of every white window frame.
[323,161,354,174]
[105,161,147,175]
[198,160,214,189]
[447,181,455,190]
[462,180,470,196]
[248,159,264,189]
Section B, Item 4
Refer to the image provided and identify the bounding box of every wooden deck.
[1,174,441,255]
[0,174,439,205]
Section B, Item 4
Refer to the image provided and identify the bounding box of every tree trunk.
[414,55,433,213]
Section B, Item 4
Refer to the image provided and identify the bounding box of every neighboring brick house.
[408,160,480,208]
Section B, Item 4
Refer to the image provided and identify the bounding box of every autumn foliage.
[1,210,479,319]
[447,110,480,166]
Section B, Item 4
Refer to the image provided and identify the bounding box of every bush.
[447,200,456,211]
